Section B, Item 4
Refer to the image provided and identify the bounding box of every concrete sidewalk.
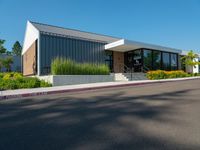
[1,77,200,100]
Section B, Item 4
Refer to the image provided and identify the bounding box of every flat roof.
[105,39,182,54]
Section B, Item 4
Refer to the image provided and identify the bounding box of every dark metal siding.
[39,33,106,75]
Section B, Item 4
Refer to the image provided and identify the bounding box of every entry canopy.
[105,39,182,54]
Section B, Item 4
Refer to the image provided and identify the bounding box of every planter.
[38,75,115,86]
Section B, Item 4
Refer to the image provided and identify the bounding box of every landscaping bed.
[0,72,51,90]
[51,57,110,75]
[146,70,200,80]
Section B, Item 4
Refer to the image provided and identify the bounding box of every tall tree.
[12,41,22,56]
[0,39,7,54]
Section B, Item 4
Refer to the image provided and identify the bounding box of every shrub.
[40,80,52,87]
[19,77,41,88]
[0,73,4,79]
[0,79,18,90]
[146,70,190,80]
[51,57,110,75]
[0,72,52,90]
[13,72,23,79]
[3,73,12,80]
[0,72,23,80]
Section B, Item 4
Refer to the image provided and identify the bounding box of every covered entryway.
[105,39,182,73]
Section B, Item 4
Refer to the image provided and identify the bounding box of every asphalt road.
[0,79,200,150]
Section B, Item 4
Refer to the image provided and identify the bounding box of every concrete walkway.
[1,77,200,100]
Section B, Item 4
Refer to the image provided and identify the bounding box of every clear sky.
[0,0,200,52]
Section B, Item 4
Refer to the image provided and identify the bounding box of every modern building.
[22,21,182,76]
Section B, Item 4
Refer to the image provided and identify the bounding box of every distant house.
[0,54,21,72]
[22,21,199,76]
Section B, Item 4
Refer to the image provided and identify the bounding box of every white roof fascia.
[22,21,39,55]
[105,39,125,49]
[105,39,182,54]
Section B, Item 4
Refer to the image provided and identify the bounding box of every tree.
[0,39,7,54]
[2,57,13,72]
[6,51,12,55]
[0,59,3,71]
[12,41,22,56]
[181,50,200,73]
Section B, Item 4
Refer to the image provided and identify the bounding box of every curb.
[0,77,200,100]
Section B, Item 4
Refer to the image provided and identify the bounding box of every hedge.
[146,70,192,80]
[51,57,110,75]
[0,72,52,90]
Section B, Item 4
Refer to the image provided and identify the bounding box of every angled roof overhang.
[22,21,39,55]
[105,39,182,54]
[31,21,120,43]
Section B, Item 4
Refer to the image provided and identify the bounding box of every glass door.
[124,50,142,72]
[133,50,142,72]
[124,51,134,73]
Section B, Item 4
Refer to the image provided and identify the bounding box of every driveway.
[0,79,200,150]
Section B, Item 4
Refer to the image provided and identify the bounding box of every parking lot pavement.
[0,79,200,150]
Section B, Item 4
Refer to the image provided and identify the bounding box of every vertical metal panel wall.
[39,33,106,75]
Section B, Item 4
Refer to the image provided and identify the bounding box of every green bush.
[13,72,23,79]
[0,72,52,90]
[0,73,4,79]
[2,73,12,80]
[0,79,18,90]
[0,72,23,80]
[51,57,110,75]
[146,70,191,80]
[40,80,52,87]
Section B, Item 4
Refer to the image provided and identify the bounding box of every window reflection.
[133,50,142,65]
[124,49,179,72]
[162,52,170,70]
[152,51,161,70]
[143,49,152,70]
[171,53,178,70]
[105,51,113,71]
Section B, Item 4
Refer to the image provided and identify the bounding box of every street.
[0,79,200,150]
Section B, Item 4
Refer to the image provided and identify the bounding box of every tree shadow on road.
[0,87,200,150]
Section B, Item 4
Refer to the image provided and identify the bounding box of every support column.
[113,51,124,73]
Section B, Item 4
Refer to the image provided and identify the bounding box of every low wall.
[38,75,115,86]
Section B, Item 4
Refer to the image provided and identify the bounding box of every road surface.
[0,79,200,150]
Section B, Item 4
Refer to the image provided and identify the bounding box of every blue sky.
[0,0,200,52]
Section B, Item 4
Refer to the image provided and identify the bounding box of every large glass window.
[143,49,152,70]
[152,51,161,70]
[171,53,178,70]
[162,52,170,70]
[105,51,113,72]
[126,51,134,68]
[133,50,142,72]
[133,50,142,65]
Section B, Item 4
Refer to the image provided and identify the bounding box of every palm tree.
[181,50,200,73]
